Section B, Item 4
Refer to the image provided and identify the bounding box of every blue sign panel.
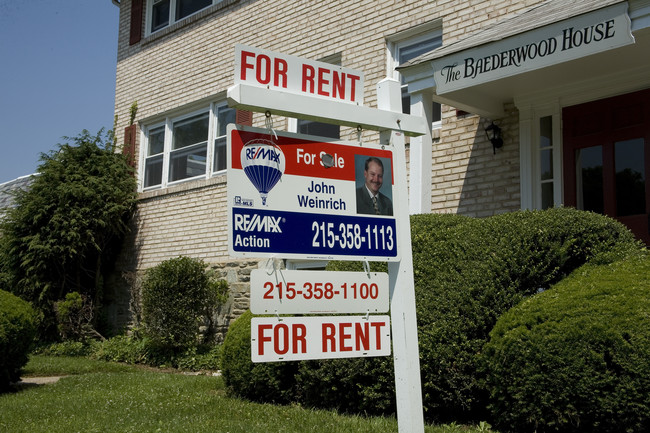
[231,207,397,260]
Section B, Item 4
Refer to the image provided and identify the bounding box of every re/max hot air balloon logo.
[241,138,286,206]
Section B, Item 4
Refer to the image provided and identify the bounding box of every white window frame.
[139,100,233,191]
[145,0,222,37]
[212,102,234,174]
[519,103,563,210]
[387,22,443,130]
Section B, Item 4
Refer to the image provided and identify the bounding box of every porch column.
[408,90,434,214]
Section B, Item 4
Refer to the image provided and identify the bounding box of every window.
[539,116,554,209]
[388,24,443,126]
[285,260,329,271]
[142,101,234,190]
[147,0,218,34]
[575,146,603,213]
[214,104,235,173]
[169,112,209,182]
[294,119,340,139]
[144,124,165,188]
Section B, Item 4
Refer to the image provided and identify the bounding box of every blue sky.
[0,0,119,184]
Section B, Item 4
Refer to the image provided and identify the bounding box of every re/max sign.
[234,44,364,104]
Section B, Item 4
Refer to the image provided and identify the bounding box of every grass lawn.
[0,356,493,433]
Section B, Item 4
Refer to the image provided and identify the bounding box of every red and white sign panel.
[251,315,391,362]
[227,125,399,261]
[250,270,389,314]
[235,44,364,105]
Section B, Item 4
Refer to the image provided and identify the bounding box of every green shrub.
[295,357,396,416]
[173,344,222,371]
[0,130,137,340]
[54,291,103,341]
[141,256,228,352]
[92,333,221,370]
[93,334,153,364]
[220,208,641,422]
[34,340,98,357]
[0,290,37,390]
[221,310,299,404]
[481,252,650,433]
[411,208,640,422]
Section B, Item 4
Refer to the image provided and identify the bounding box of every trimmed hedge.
[221,208,642,422]
[221,311,299,404]
[481,252,650,433]
[295,356,396,416]
[411,208,639,422]
[0,289,37,390]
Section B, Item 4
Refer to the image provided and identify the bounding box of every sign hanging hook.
[356,125,363,146]
[363,260,371,279]
[265,110,278,141]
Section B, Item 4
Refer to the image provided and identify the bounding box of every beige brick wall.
[433,104,521,217]
[118,176,229,270]
[111,0,542,330]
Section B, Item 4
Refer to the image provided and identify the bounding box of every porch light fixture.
[484,122,503,154]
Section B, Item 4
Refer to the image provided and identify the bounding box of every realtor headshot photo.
[355,155,393,216]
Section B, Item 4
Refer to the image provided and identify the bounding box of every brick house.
[108,0,650,334]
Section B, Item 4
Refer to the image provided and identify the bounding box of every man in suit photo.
[356,156,393,216]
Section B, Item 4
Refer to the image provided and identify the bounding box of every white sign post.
[378,78,425,433]
[228,45,425,433]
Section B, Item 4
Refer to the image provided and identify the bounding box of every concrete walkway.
[14,376,66,389]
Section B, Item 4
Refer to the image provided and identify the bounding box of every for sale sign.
[251,315,391,362]
[227,125,399,261]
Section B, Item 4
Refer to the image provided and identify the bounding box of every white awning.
[399,0,650,117]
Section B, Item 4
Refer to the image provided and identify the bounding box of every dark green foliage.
[33,340,98,358]
[35,334,223,371]
[221,310,299,404]
[0,130,137,340]
[141,256,228,352]
[173,344,222,371]
[54,292,101,341]
[92,334,222,370]
[0,289,37,390]
[411,208,639,422]
[481,252,650,433]
[220,208,642,423]
[92,334,153,365]
[295,357,396,416]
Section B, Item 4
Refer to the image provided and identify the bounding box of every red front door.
[563,89,650,245]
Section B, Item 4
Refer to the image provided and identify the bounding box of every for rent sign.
[432,2,634,93]
[251,315,391,362]
[235,44,364,105]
